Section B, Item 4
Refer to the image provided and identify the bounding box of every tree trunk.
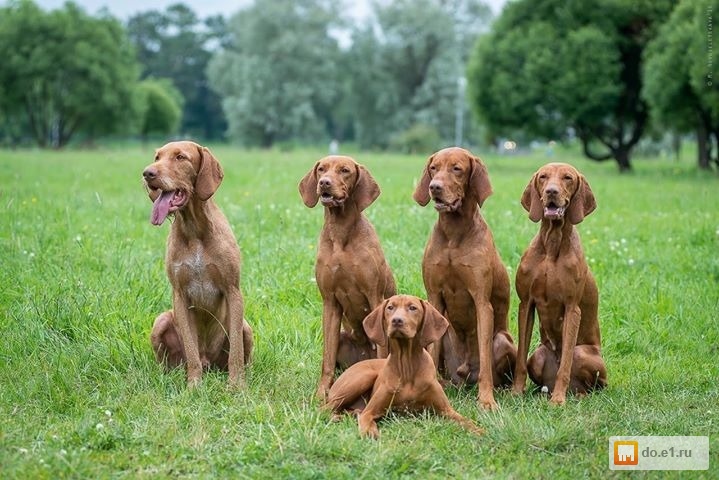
[697,119,711,170]
[578,121,640,173]
[614,148,632,173]
[261,132,274,148]
[671,131,681,162]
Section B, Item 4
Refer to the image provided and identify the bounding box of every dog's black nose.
[143,168,157,180]
[391,317,403,327]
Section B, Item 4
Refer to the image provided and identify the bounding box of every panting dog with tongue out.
[142,141,253,389]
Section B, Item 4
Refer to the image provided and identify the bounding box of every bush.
[389,124,441,154]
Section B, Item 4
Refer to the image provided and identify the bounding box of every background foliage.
[0,0,717,174]
[0,0,138,147]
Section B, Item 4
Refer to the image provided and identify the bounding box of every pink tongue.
[151,190,175,225]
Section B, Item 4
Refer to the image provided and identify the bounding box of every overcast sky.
[32,0,509,21]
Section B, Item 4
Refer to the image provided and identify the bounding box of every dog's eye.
[386,305,394,311]
[538,174,547,180]
[429,165,437,171]
[176,154,186,161]
[154,155,159,161]
[340,167,351,174]
[564,175,573,181]
[452,165,462,173]
[408,305,418,311]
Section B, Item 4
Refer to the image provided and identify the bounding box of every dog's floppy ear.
[298,162,320,208]
[412,154,434,206]
[353,164,380,211]
[521,173,543,223]
[195,145,224,201]
[363,299,388,348]
[469,154,493,207]
[567,174,596,224]
[419,300,449,348]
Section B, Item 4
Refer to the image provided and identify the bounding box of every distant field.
[0,144,717,478]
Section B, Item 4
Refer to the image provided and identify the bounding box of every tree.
[127,3,227,140]
[135,79,184,142]
[0,0,139,148]
[207,0,343,147]
[348,0,492,149]
[468,0,674,171]
[643,0,719,170]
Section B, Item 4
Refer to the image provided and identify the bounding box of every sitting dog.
[143,141,252,388]
[299,155,396,400]
[413,147,516,410]
[325,295,483,439]
[511,162,607,405]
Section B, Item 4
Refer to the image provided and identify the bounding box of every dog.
[511,162,607,405]
[143,141,252,388]
[299,155,396,400]
[413,147,516,410]
[325,295,483,439]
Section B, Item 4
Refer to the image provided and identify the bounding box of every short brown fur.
[413,147,516,410]
[299,156,396,400]
[325,295,483,439]
[512,162,607,405]
[143,141,252,388]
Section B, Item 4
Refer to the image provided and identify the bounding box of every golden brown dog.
[325,295,483,439]
[413,147,516,410]
[511,162,607,405]
[143,141,252,388]
[299,155,396,400]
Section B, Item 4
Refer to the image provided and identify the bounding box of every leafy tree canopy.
[207,0,343,147]
[135,78,184,141]
[348,0,492,149]
[468,0,674,171]
[127,3,228,140]
[643,0,719,170]
[0,0,139,148]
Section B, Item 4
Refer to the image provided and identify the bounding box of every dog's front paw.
[478,395,499,411]
[315,384,330,402]
[227,376,246,390]
[549,393,566,406]
[359,422,380,440]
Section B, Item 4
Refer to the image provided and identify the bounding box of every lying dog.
[325,295,483,439]
[512,162,607,405]
[143,141,252,388]
[299,155,396,400]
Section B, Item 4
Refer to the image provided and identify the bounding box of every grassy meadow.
[0,144,717,478]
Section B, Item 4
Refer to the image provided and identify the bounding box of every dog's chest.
[171,245,221,308]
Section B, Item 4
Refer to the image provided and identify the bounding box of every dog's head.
[521,162,596,224]
[142,141,223,226]
[298,155,380,211]
[413,147,492,213]
[362,295,448,349]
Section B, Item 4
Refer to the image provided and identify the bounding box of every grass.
[0,143,717,478]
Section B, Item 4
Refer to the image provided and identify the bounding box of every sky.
[32,0,509,21]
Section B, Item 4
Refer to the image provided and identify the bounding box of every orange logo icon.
[614,440,639,466]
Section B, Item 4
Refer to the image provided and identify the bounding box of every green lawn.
[0,144,717,478]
